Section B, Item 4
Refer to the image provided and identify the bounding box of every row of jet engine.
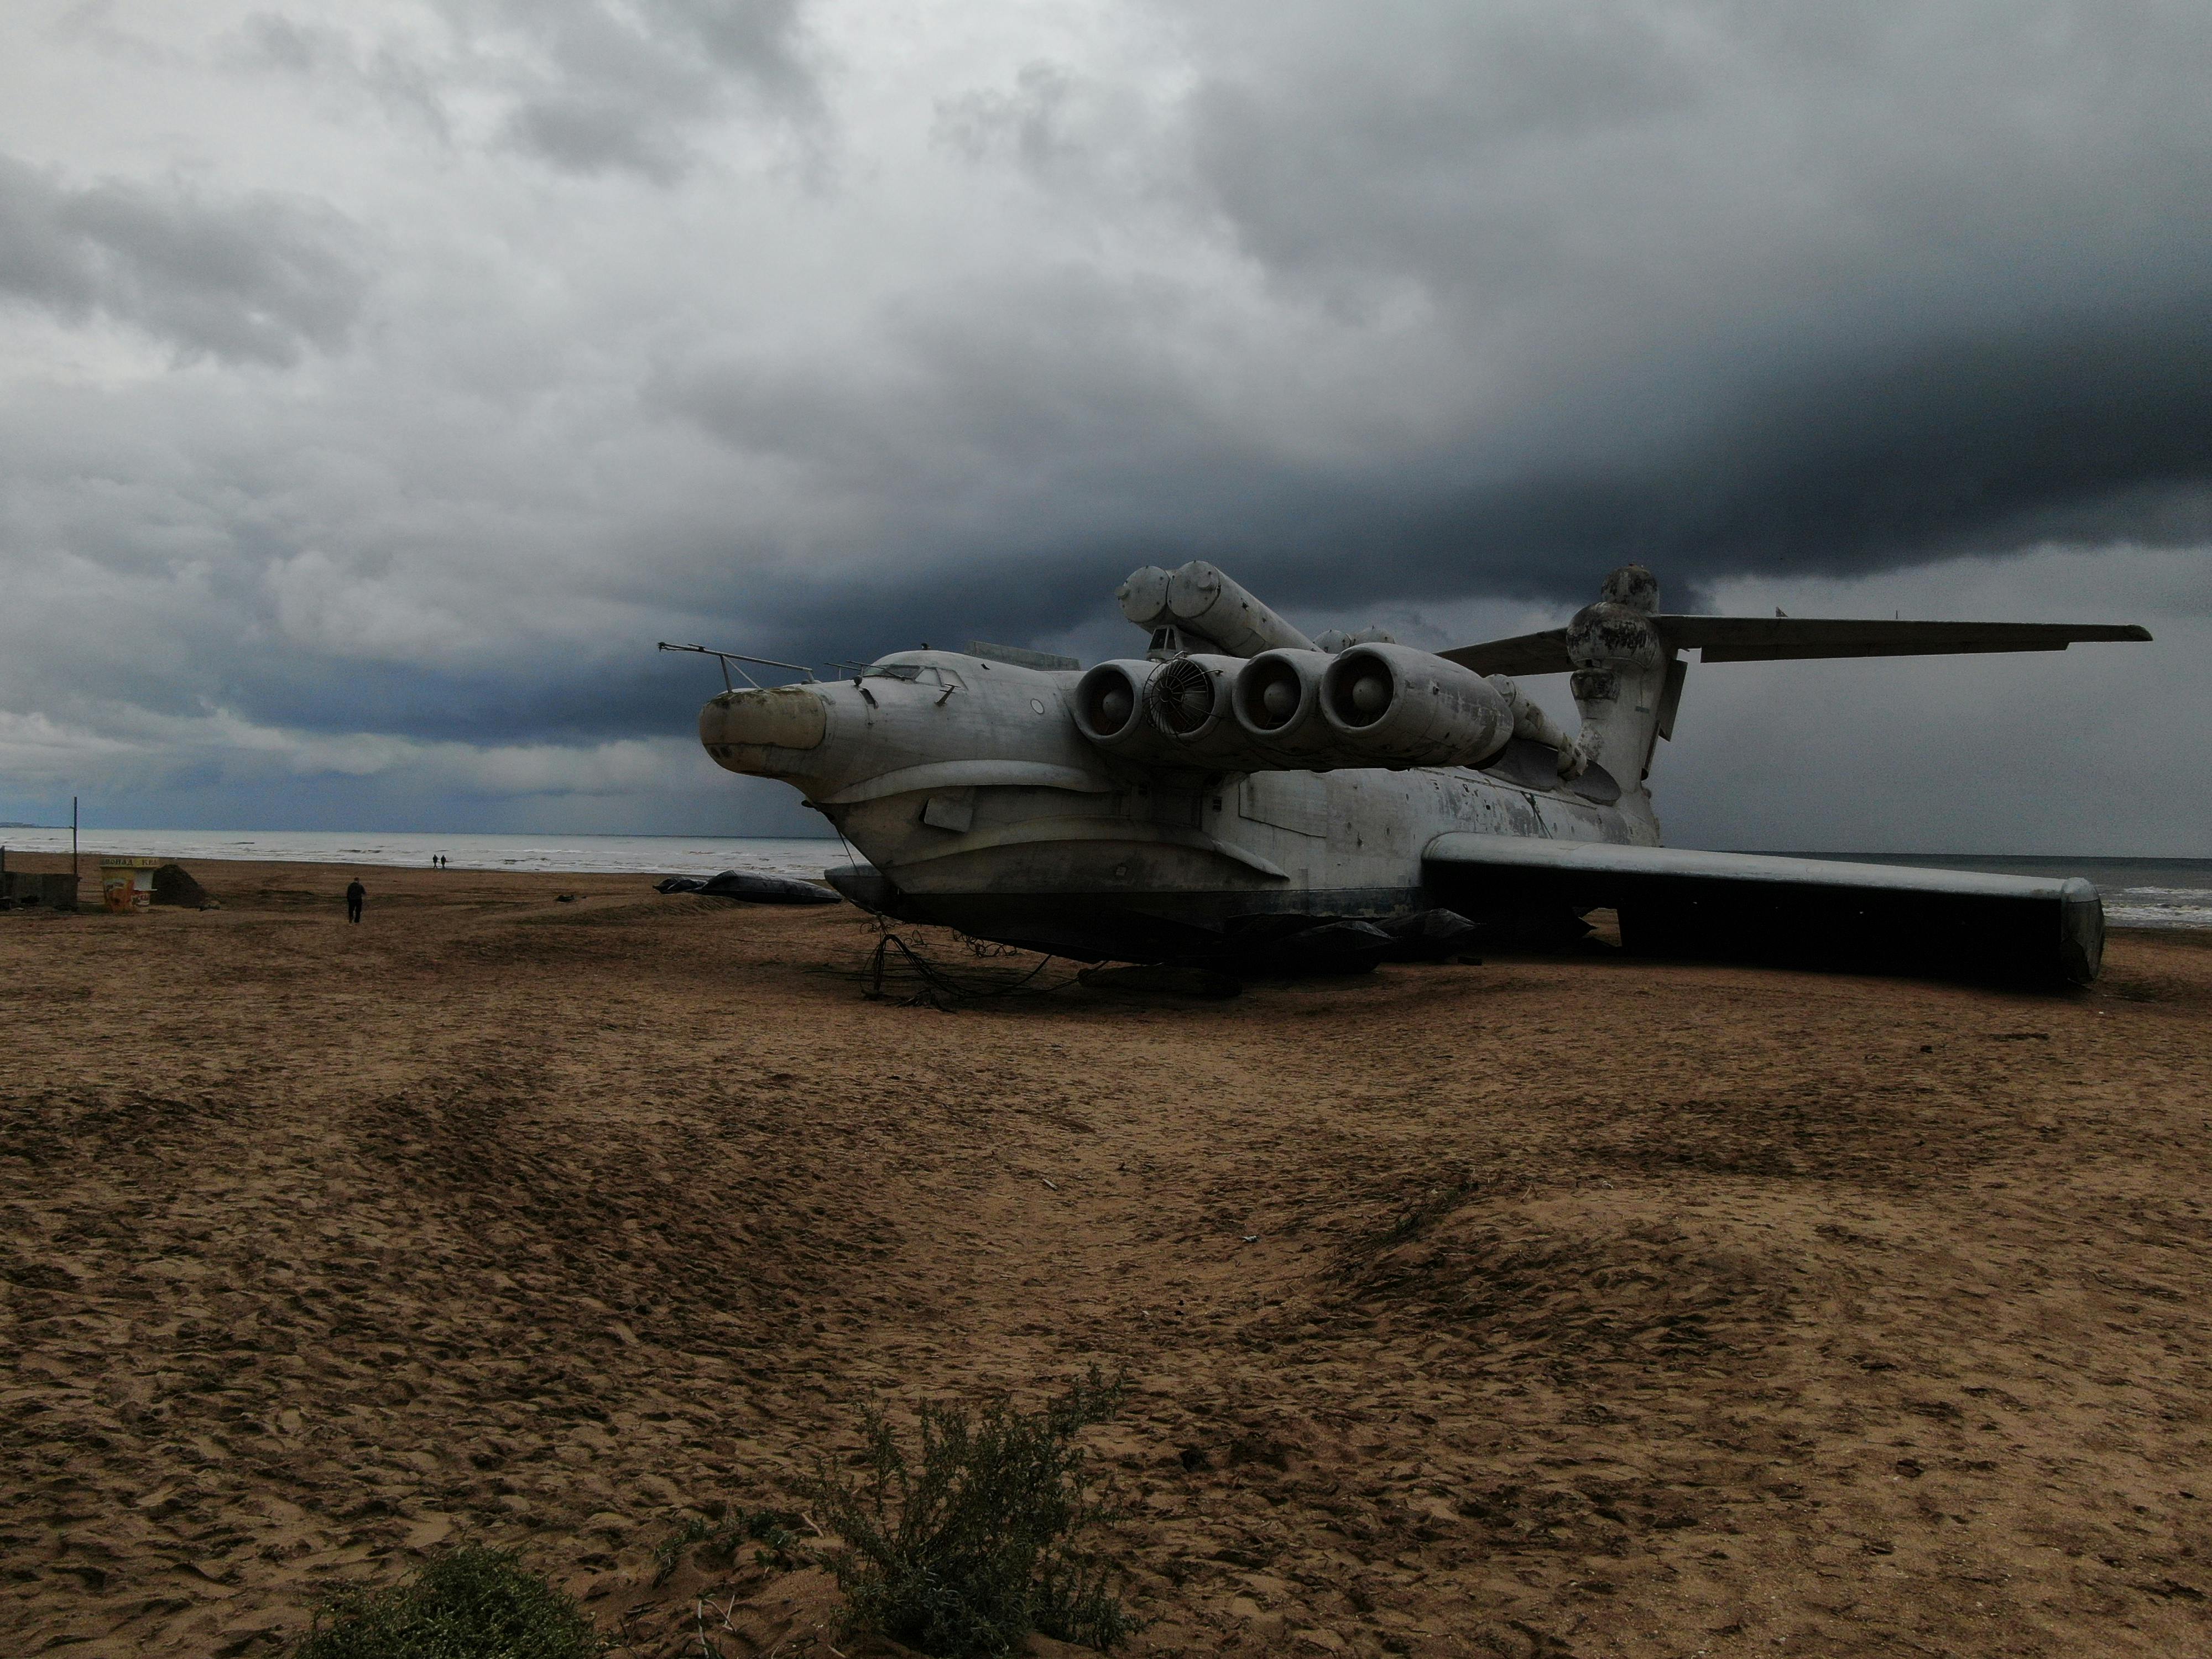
[1071,643,1585,776]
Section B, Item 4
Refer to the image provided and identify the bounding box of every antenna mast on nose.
[656,641,819,691]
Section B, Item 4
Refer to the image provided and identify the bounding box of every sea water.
[1,828,2204,928]
[0,828,845,881]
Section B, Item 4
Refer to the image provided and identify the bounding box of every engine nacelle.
[1082,644,1519,774]
[1231,649,1343,765]
[1142,653,1253,765]
[1077,654,1278,768]
[1318,643,1515,767]
[1072,659,1184,764]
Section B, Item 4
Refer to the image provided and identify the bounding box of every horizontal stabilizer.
[1422,835,2105,984]
[1655,616,2151,663]
[1441,617,2150,675]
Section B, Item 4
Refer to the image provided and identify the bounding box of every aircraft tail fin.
[1440,573,2152,789]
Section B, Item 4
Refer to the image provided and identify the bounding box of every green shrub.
[293,1544,602,1659]
[813,1368,1133,1657]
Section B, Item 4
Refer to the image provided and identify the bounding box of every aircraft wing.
[1439,617,2149,675]
[1652,616,2151,662]
[1422,834,2105,984]
[1437,630,1572,676]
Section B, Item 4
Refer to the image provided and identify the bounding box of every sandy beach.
[3,853,2209,1657]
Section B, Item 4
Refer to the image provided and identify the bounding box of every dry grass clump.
[813,1368,1133,1657]
[291,1545,601,1659]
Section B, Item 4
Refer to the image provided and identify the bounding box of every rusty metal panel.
[921,790,975,833]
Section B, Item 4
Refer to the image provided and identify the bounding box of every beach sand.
[2,854,2209,1657]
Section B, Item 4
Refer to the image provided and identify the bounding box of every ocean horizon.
[0,827,846,883]
[1,827,2204,928]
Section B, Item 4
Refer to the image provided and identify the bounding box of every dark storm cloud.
[1182,1,2212,301]
[0,152,367,366]
[596,0,2212,670]
[1152,0,2212,601]
[1227,299,2212,615]
[643,289,2212,660]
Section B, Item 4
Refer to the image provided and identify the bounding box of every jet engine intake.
[1077,654,1278,768]
[1230,648,1340,763]
[1318,643,1516,768]
[1144,653,1254,764]
[1082,644,1520,773]
[1072,659,1182,764]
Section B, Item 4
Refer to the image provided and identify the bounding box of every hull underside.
[832,851,2104,985]
[831,873,1434,963]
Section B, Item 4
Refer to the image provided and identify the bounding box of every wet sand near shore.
[3,855,2209,1658]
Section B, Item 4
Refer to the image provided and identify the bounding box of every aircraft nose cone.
[699,684,828,774]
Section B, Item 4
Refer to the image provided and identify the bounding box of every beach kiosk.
[100,856,162,913]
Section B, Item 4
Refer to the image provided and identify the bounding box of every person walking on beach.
[345,877,366,924]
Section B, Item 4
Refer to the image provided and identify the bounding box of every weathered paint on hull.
[701,649,1658,960]
[823,755,1657,958]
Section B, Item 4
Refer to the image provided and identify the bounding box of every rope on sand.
[853,931,1077,1008]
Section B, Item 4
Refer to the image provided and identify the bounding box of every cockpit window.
[862,663,964,691]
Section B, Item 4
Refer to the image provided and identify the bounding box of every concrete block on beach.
[0,870,77,910]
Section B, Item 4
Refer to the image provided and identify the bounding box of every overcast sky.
[1,0,2204,851]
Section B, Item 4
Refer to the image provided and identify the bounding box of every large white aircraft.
[669,562,2147,984]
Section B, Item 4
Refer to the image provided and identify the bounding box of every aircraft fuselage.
[701,650,1653,959]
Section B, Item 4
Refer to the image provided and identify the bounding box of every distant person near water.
[345,878,365,923]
